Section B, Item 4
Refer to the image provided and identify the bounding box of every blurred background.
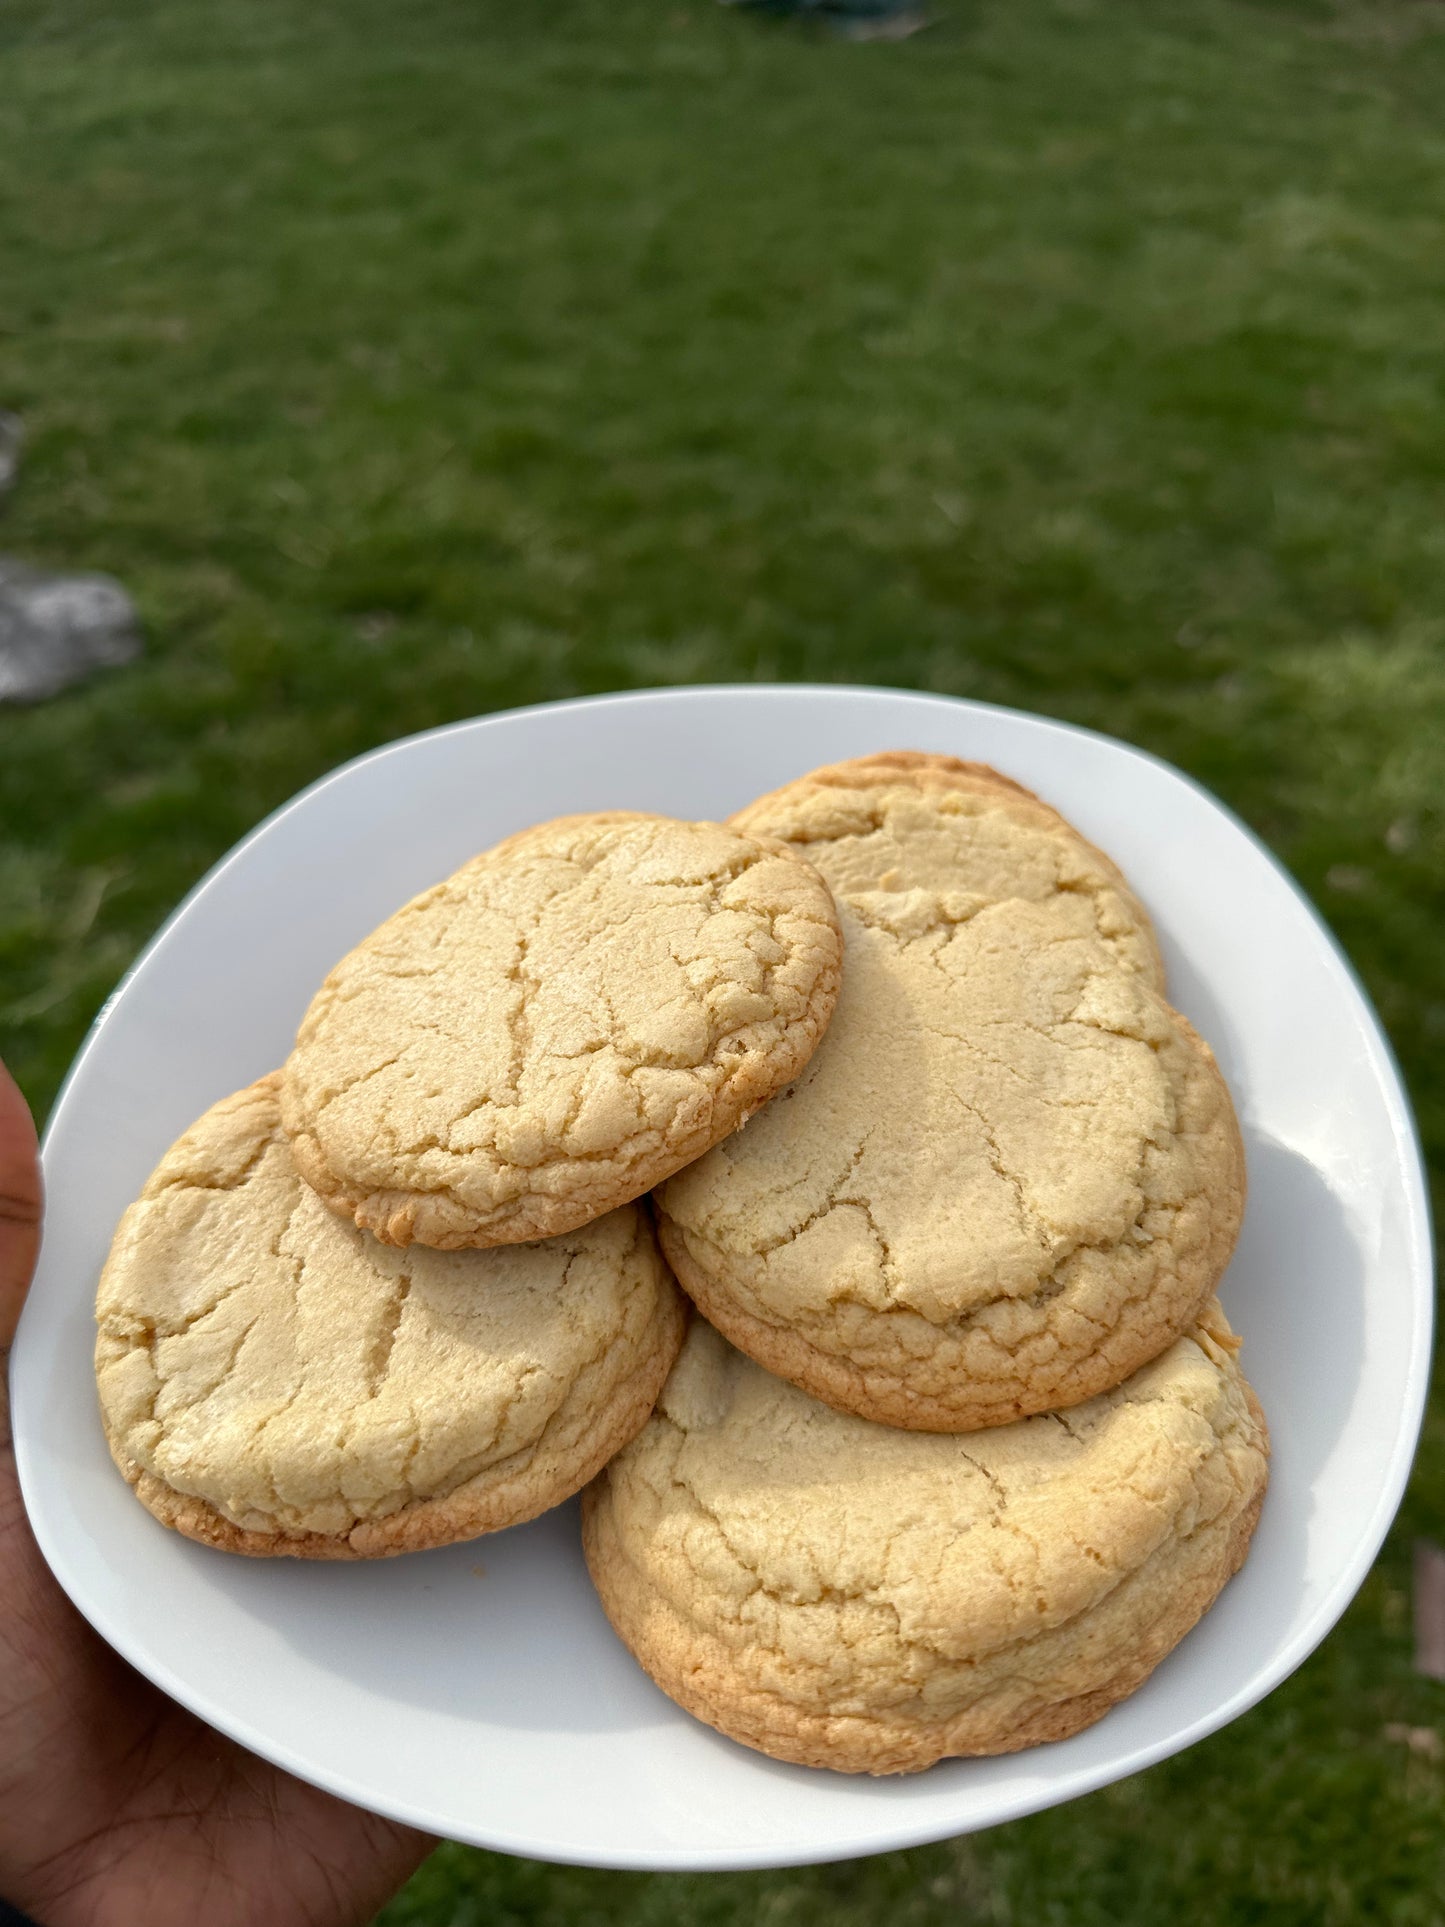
[3,0,1442,1919]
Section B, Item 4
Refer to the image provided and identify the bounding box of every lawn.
[3,0,1444,1918]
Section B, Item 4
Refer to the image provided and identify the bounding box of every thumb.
[0,1062,42,1353]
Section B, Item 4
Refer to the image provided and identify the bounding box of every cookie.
[655,754,1245,1431]
[282,812,842,1249]
[583,1310,1268,1774]
[95,1075,687,1558]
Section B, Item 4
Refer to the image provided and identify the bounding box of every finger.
[0,1061,42,1352]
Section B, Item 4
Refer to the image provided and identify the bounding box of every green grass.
[3,0,1443,1918]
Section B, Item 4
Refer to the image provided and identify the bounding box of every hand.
[0,1062,433,1926]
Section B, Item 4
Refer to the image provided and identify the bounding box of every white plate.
[10,686,1432,1871]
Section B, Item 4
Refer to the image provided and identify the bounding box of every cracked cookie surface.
[282,812,842,1248]
[655,754,1246,1430]
[582,1310,1268,1774]
[95,1075,687,1557]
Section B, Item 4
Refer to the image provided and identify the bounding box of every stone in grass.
[0,413,21,501]
[0,558,143,705]
[722,0,929,34]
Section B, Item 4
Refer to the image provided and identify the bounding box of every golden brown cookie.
[655,754,1245,1430]
[95,1075,686,1558]
[582,1309,1269,1774]
[282,812,842,1248]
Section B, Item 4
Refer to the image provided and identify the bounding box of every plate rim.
[11,683,1435,1870]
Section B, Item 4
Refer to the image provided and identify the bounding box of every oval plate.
[10,686,1432,1870]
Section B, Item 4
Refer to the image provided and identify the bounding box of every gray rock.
[723,0,927,22]
[0,413,21,500]
[831,7,928,36]
[0,557,143,704]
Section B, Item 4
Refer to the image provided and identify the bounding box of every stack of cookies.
[95,753,1268,1776]
[93,813,841,1555]
[586,754,1268,1772]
